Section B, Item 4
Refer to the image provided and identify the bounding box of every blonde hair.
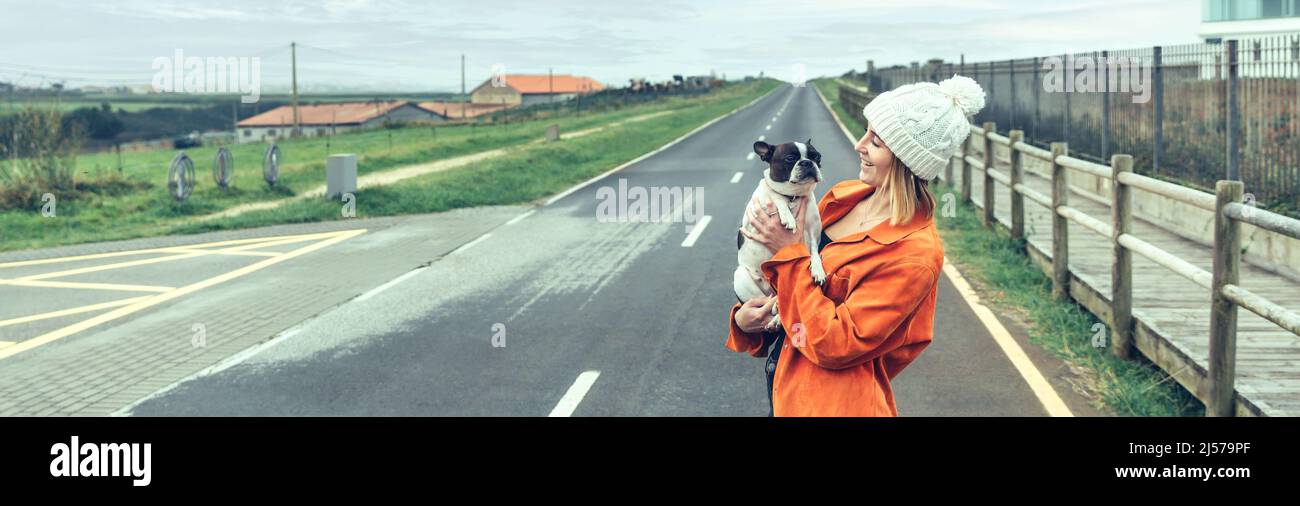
[881,153,936,226]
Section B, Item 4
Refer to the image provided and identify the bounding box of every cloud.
[0,0,1202,91]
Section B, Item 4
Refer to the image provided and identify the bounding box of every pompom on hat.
[862,74,986,181]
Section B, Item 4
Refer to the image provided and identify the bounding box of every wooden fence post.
[1111,154,1134,359]
[1153,46,1164,175]
[945,154,954,184]
[1009,130,1025,240]
[1050,142,1071,301]
[1226,40,1241,181]
[961,131,972,204]
[982,122,996,228]
[1101,50,1110,160]
[1208,180,1243,417]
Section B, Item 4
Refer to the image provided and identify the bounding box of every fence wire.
[870,35,1300,214]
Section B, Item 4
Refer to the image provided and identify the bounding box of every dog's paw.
[765,313,783,333]
[811,265,827,285]
[809,253,827,285]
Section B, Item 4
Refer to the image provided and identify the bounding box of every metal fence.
[872,35,1300,215]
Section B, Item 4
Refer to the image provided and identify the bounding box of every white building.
[234,101,440,144]
[1201,0,1300,41]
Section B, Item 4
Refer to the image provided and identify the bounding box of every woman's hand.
[735,296,777,334]
[740,197,807,256]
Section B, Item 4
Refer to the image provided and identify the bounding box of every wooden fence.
[950,122,1300,416]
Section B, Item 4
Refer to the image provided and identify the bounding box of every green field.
[0,101,210,115]
[0,92,463,116]
[0,79,780,251]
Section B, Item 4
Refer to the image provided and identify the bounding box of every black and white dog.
[734,140,825,332]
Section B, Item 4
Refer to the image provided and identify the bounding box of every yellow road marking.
[0,229,366,361]
[11,233,322,282]
[163,248,281,257]
[942,261,1074,417]
[213,234,331,253]
[0,341,13,350]
[19,252,205,281]
[0,231,345,270]
[0,296,152,328]
[0,279,175,292]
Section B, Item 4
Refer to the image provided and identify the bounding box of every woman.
[726,75,985,416]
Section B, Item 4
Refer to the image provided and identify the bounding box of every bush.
[0,105,84,209]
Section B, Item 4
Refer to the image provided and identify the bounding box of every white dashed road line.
[448,233,491,256]
[680,215,713,248]
[356,266,428,302]
[505,209,536,225]
[730,172,743,183]
[548,370,601,417]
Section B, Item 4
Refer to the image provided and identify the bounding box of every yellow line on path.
[0,342,13,350]
[0,229,366,361]
[0,296,153,328]
[0,231,345,270]
[6,233,331,282]
[19,252,206,281]
[163,248,281,257]
[0,279,175,292]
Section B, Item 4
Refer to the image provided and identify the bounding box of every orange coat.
[727,180,943,416]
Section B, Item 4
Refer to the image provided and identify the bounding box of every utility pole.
[461,54,466,120]
[291,41,300,137]
[7,82,15,175]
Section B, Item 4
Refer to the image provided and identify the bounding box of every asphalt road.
[125,83,1101,416]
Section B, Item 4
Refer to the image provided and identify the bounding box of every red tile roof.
[417,101,513,118]
[483,75,605,95]
[236,101,414,127]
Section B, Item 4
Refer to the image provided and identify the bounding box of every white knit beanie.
[862,75,986,181]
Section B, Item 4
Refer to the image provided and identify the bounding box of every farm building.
[469,74,605,107]
[416,101,513,120]
[234,101,439,144]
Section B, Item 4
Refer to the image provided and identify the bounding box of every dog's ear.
[753,141,774,162]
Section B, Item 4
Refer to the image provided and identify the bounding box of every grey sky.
[0,0,1202,93]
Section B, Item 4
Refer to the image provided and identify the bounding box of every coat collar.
[821,180,933,245]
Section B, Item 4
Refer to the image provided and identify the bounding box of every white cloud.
[0,0,1203,92]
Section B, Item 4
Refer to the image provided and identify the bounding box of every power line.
[295,43,434,68]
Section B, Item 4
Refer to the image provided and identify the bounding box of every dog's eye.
[784,155,796,162]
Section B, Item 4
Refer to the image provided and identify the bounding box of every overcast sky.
[0,0,1203,93]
